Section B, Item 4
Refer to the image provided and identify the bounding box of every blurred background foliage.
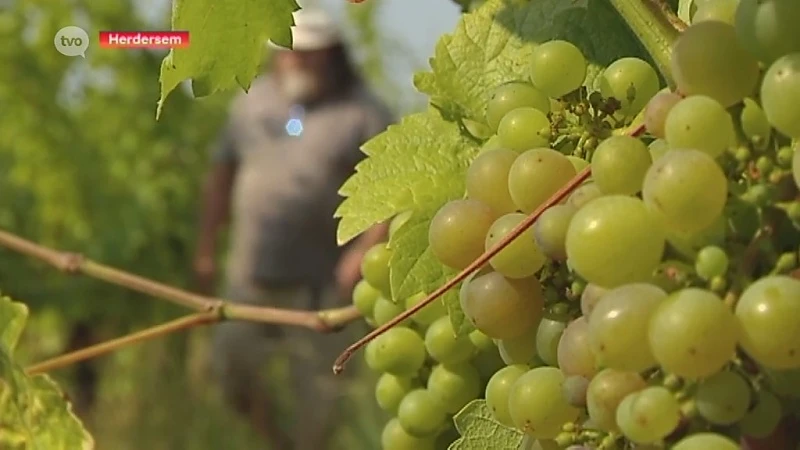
[0,0,420,448]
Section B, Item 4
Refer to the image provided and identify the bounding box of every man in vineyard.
[192,7,392,450]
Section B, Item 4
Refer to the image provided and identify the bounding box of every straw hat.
[268,8,342,51]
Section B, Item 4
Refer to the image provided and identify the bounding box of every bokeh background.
[0,0,460,448]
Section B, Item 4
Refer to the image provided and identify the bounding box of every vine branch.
[0,228,362,373]
[25,311,219,375]
[332,124,646,374]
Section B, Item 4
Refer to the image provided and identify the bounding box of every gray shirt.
[213,75,393,287]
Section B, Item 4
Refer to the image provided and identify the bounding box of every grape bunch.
[353,216,507,450]
[354,0,800,449]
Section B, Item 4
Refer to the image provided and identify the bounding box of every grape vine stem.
[332,124,646,374]
[604,0,683,87]
[0,229,361,374]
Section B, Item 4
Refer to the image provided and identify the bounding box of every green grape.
[588,283,666,372]
[562,375,590,407]
[642,149,728,234]
[461,272,545,339]
[648,288,738,379]
[498,324,538,365]
[458,266,492,322]
[670,21,760,107]
[405,293,446,326]
[376,373,416,414]
[672,433,740,450]
[692,0,738,24]
[381,418,436,450]
[535,318,566,366]
[761,53,800,139]
[580,283,608,318]
[424,315,477,365]
[591,135,652,195]
[616,387,681,444]
[666,216,727,260]
[508,367,581,438]
[567,182,603,210]
[663,96,736,158]
[352,280,381,318]
[373,296,411,327]
[367,327,426,376]
[481,134,506,153]
[557,317,598,378]
[361,242,392,297]
[777,145,795,167]
[533,204,577,261]
[486,82,551,131]
[469,329,494,352]
[598,57,661,117]
[427,363,481,413]
[567,155,589,172]
[429,199,498,270]
[736,275,800,369]
[528,40,587,98]
[793,146,800,189]
[565,195,666,288]
[586,368,647,431]
[486,364,529,427]
[740,98,772,149]
[741,390,783,438]
[397,389,447,437]
[466,149,519,214]
[735,0,800,64]
[648,138,670,161]
[497,107,551,152]
[694,245,729,280]
[508,148,576,213]
[485,213,547,278]
[644,91,682,138]
[695,370,752,425]
[365,338,380,368]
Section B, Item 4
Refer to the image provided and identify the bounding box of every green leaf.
[336,110,478,325]
[445,289,475,336]
[157,0,300,118]
[0,296,93,450]
[416,0,648,122]
[335,109,479,245]
[0,297,27,352]
[448,400,524,450]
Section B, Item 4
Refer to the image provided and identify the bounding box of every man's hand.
[334,246,364,301]
[193,254,216,296]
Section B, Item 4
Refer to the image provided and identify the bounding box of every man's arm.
[193,118,240,294]
[351,221,390,253]
[196,161,237,260]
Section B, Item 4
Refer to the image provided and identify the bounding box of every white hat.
[268,8,342,51]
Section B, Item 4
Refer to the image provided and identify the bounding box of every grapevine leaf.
[415,0,648,122]
[448,400,524,450]
[0,296,93,450]
[445,289,475,336]
[335,109,479,245]
[157,0,300,118]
